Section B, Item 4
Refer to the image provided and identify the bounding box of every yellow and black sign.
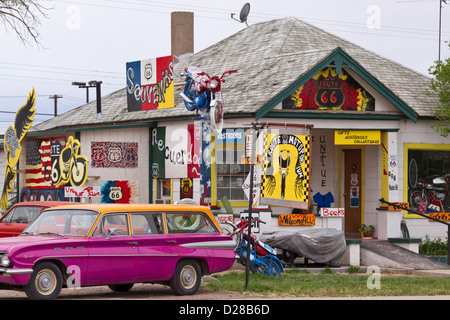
[334,130,381,145]
[260,129,311,209]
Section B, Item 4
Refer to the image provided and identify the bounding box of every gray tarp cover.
[260,228,346,267]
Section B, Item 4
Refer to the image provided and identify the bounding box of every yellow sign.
[260,129,311,209]
[387,202,409,211]
[334,130,381,145]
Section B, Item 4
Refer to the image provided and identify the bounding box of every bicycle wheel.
[259,255,283,276]
[70,157,88,187]
[251,257,279,276]
[409,189,427,210]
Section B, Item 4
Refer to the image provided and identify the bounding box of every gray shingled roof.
[32,17,438,133]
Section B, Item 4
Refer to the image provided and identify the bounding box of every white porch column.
[378,131,403,240]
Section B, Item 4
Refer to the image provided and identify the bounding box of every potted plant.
[359,224,375,238]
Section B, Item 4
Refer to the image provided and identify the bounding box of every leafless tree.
[0,0,50,46]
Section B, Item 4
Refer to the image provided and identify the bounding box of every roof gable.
[255,47,418,122]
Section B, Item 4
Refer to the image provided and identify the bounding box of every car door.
[86,212,142,285]
[129,212,177,281]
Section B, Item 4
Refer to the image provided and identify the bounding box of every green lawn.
[204,269,450,297]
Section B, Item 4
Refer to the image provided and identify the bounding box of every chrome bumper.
[0,267,34,275]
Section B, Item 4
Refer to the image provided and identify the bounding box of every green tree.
[0,0,49,46]
[428,42,450,137]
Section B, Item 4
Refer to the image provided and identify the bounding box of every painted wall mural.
[260,129,311,209]
[26,137,65,189]
[91,141,138,168]
[151,123,200,179]
[282,67,374,111]
[1,88,36,211]
[126,55,174,111]
[93,180,138,204]
[26,136,88,189]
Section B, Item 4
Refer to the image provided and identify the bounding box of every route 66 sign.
[109,186,123,201]
[108,146,123,163]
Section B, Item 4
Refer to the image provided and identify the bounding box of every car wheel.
[169,259,201,295]
[108,283,134,292]
[24,262,63,300]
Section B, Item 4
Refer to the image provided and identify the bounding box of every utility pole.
[49,95,63,116]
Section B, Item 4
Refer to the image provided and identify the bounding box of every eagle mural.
[1,88,36,212]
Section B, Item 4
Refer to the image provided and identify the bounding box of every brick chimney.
[171,12,194,61]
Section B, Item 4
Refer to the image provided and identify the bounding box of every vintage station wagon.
[0,203,236,299]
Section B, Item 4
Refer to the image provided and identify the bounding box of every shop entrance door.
[344,149,362,235]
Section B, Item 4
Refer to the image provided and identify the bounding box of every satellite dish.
[231,3,251,26]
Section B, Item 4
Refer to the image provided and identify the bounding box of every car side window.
[131,212,164,235]
[165,212,218,234]
[8,207,42,224]
[92,213,130,237]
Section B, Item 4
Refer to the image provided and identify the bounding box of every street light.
[72,81,97,103]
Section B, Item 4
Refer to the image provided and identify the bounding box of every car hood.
[0,235,69,252]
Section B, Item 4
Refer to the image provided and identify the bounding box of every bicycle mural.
[25,136,88,191]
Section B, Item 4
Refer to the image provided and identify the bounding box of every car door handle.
[127,242,138,246]
[166,240,177,244]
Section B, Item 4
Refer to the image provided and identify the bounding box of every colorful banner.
[260,129,311,209]
[65,186,101,198]
[151,123,200,179]
[282,67,374,111]
[126,55,174,111]
[91,141,138,168]
[200,120,211,205]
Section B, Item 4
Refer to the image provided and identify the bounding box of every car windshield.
[22,209,99,237]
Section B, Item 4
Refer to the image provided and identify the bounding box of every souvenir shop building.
[18,17,449,241]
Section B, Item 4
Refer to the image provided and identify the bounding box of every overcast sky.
[0,0,449,132]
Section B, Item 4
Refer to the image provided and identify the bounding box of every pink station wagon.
[0,203,236,299]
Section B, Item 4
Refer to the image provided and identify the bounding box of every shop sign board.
[278,214,315,226]
[151,123,200,179]
[65,186,101,198]
[334,130,381,145]
[260,128,311,209]
[126,55,174,111]
[320,207,345,217]
[282,67,375,111]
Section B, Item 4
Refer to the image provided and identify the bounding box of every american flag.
[26,138,65,189]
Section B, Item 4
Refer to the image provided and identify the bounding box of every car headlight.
[1,254,11,267]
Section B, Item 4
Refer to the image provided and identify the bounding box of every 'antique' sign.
[334,130,381,145]
[320,207,345,217]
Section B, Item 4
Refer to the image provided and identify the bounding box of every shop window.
[165,212,218,234]
[407,147,450,212]
[155,179,171,204]
[216,129,250,201]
